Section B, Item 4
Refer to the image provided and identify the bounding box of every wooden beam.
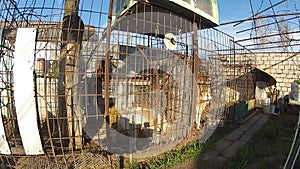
[58,0,83,150]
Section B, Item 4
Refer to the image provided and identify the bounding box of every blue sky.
[217,0,298,38]
[218,0,252,23]
[12,0,298,42]
[14,0,289,26]
[218,0,288,23]
[217,0,263,40]
[217,0,300,52]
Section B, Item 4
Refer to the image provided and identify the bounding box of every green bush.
[225,146,254,169]
[294,79,300,85]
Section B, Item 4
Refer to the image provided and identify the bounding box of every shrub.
[294,79,300,85]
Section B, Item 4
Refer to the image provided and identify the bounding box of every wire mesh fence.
[0,0,256,168]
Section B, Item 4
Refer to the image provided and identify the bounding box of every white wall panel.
[14,28,44,155]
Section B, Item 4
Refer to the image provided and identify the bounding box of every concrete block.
[282,87,288,92]
[278,82,285,86]
[276,69,283,74]
[288,60,295,65]
[281,73,288,78]
[215,139,233,152]
[278,65,285,69]
[270,64,279,69]
[256,61,264,65]
[274,56,282,61]
[223,140,246,158]
[268,69,276,74]
[269,60,276,65]
[283,70,289,74]
[283,78,292,83]
[240,134,251,142]
[285,74,293,78]
[243,120,266,137]
[284,65,290,70]
[224,130,244,142]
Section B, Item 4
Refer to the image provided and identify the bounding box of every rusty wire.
[222,0,300,53]
[0,0,257,168]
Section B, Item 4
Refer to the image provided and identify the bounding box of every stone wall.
[254,52,300,96]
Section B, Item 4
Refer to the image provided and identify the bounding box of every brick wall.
[254,52,300,96]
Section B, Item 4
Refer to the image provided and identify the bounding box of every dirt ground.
[244,104,299,169]
[170,104,300,169]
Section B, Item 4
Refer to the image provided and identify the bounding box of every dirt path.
[170,104,300,169]
[169,111,269,169]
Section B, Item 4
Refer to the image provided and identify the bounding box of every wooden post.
[58,0,84,150]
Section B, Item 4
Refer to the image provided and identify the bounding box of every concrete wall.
[254,52,300,96]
